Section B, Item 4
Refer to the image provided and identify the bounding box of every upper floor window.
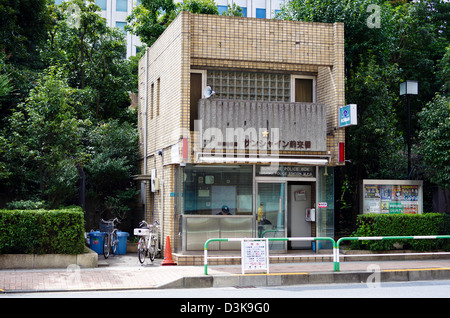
[207,70,290,102]
[116,0,128,12]
[217,5,228,15]
[291,75,316,103]
[115,21,127,34]
[256,8,266,18]
[96,0,107,10]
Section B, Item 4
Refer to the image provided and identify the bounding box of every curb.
[2,268,450,293]
[158,267,450,289]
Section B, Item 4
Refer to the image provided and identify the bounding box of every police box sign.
[339,104,357,127]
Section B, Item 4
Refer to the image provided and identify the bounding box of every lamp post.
[400,80,418,177]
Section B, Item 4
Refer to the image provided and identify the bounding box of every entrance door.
[289,184,311,249]
[256,182,286,251]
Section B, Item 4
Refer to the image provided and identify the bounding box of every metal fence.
[203,235,450,275]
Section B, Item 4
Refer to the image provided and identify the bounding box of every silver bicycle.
[100,217,120,259]
[134,220,160,263]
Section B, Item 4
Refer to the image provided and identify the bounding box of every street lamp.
[400,80,418,177]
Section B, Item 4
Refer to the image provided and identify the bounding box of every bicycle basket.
[99,219,114,233]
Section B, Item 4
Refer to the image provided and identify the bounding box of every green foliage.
[176,0,219,15]
[0,206,85,254]
[84,120,139,217]
[6,66,90,205]
[43,0,133,120]
[437,46,450,94]
[351,213,450,251]
[5,200,46,210]
[125,0,177,46]
[220,3,244,17]
[418,94,450,190]
[0,1,138,218]
[0,0,51,68]
[126,0,223,47]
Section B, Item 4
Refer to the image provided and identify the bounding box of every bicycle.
[134,220,160,263]
[100,217,120,259]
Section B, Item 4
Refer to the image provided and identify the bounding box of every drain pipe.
[143,50,148,177]
[158,150,164,249]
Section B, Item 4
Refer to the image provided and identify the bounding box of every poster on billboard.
[361,180,422,215]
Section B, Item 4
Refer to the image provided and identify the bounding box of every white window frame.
[190,69,207,96]
[290,75,316,103]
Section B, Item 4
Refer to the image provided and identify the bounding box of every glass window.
[115,21,127,34]
[116,0,128,12]
[183,165,253,215]
[96,0,107,10]
[218,5,228,15]
[241,7,247,17]
[295,79,313,102]
[256,8,266,19]
[206,70,291,102]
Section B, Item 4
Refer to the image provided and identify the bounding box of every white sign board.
[318,202,328,208]
[241,238,269,274]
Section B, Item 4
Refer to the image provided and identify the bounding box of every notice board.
[361,180,423,214]
[241,238,269,274]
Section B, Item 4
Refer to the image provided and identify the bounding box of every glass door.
[256,182,286,251]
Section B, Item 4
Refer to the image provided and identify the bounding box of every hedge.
[351,213,450,251]
[0,206,85,255]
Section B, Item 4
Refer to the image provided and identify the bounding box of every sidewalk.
[1,253,450,293]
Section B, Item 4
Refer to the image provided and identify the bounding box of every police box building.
[136,12,346,264]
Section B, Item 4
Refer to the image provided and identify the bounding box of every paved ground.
[1,253,450,293]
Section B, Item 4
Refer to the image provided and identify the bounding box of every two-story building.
[136,12,345,263]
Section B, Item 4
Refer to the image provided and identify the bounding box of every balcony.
[196,99,327,153]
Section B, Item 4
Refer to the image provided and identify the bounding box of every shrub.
[5,200,46,210]
[0,206,85,254]
[351,213,450,251]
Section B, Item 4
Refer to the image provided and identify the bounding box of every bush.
[0,206,85,254]
[5,200,46,210]
[351,213,450,251]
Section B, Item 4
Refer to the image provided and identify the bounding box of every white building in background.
[93,0,142,58]
[55,0,287,58]
[215,0,286,18]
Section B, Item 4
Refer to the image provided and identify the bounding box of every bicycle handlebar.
[139,220,159,228]
[101,217,120,224]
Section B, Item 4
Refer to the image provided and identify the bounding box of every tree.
[418,93,450,211]
[437,46,450,94]
[6,66,90,206]
[125,0,177,47]
[43,0,133,120]
[84,120,139,221]
[0,0,51,69]
[126,0,225,47]
[221,3,244,17]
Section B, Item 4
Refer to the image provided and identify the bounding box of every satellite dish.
[203,86,215,98]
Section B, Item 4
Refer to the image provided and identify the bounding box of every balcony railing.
[197,99,327,152]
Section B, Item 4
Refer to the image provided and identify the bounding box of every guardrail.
[203,237,335,275]
[203,235,450,274]
[335,235,450,272]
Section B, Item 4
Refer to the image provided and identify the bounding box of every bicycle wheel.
[111,230,118,255]
[137,237,146,264]
[149,235,157,261]
[103,233,110,259]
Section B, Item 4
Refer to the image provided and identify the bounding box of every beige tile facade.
[137,12,345,253]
